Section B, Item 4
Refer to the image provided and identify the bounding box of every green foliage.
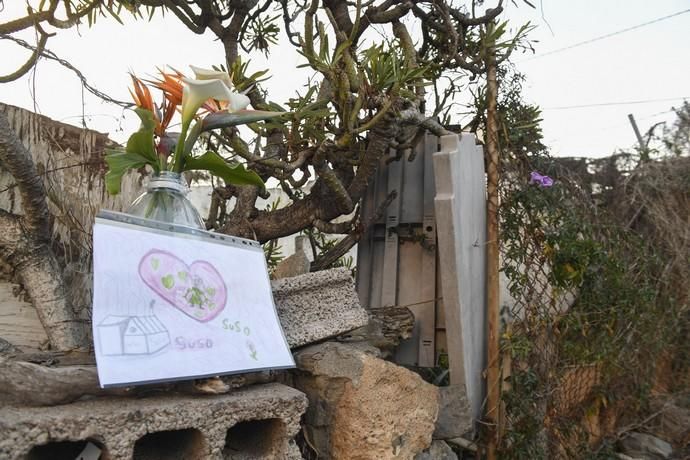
[103,150,150,195]
[499,162,679,457]
[125,108,160,165]
[244,14,280,56]
[303,228,354,271]
[182,151,264,188]
[262,198,284,272]
[104,108,160,195]
[229,58,271,93]
[200,109,286,132]
[360,43,430,97]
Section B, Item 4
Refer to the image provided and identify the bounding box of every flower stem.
[172,121,190,173]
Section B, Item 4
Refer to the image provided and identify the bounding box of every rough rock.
[338,306,414,358]
[273,268,369,348]
[273,236,311,280]
[651,397,690,447]
[618,432,673,460]
[293,342,439,460]
[433,384,473,439]
[0,382,306,460]
[414,440,458,460]
[0,337,21,355]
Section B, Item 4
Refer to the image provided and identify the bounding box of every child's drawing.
[139,249,227,322]
[98,307,170,356]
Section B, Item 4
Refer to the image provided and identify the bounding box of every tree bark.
[484,26,501,460]
[0,112,86,351]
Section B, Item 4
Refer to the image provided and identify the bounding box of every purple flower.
[530,171,554,188]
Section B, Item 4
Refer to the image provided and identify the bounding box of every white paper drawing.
[92,216,294,388]
[97,303,170,356]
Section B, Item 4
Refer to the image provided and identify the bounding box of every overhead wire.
[542,96,690,111]
[520,8,690,62]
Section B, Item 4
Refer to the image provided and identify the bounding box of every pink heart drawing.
[138,250,227,322]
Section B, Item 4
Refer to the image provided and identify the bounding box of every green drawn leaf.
[178,271,188,281]
[161,274,175,289]
[151,258,160,270]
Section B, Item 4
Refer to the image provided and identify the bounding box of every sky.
[0,1,689,158]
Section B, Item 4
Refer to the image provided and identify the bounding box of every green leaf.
[126,108,159,165]
[104,150,151,195]
[200,110,286,132]
[183,151,264,188]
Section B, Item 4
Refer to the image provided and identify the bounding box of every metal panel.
[357,137,445,367]
[417,134,438,366]
[381,151,402,307]
[400,147,425,224]
[355,157,378,308]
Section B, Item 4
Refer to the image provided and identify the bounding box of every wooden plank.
[0,282,49,352]
[394,240,424,365]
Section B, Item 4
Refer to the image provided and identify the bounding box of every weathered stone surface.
[433,384,472,440]
[414,440,458,460]
[339,306,414,358]
[273,268,369,348]
[273,236,311,280]
[0,337,21,355]
[0,382,307,460]
[651,397,690,447]
[618,432,673,460]
[293,342,439,460]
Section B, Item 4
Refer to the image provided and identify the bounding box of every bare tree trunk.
[485,27,501,460]
[0,111,86,350]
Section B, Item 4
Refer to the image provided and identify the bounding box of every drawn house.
[98,314,170,356]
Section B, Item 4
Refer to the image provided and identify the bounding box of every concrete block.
[433,133,487,425]
[0,382,307,460]
[273,268,369,348]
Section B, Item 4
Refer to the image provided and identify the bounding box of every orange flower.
[148,68,184,106]
[128,74,154,112]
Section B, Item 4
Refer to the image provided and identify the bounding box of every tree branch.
[0,112,51,236]
[0,111,86,350]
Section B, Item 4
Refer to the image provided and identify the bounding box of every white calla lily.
[228,92,251,112]
[180,77,233,124]
[189,65,249,112]
[189,65,233,88]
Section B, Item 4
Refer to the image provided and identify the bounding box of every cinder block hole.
[26,439,109,460]
[223,418,286,459]
[133,428,207,460]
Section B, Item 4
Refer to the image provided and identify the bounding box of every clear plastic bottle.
[127,171,205,229]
